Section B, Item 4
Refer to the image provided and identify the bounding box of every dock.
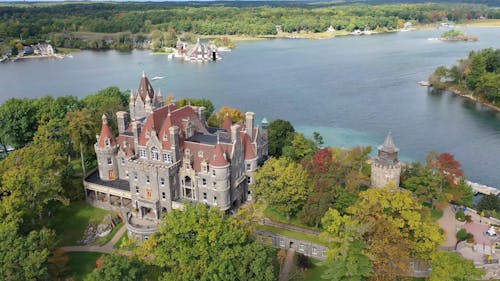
[468,180,500,196]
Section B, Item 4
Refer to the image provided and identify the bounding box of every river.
[0,27,499,186]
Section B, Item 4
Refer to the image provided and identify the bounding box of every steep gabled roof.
[98,114,116,148]
[212,143,229,167]
[378,132,399,153]
[137,71,155,102]
[242,132,257,160]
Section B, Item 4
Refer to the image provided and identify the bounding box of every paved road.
[279,249,295,281]
[438,205,458,249]
[60,224,127,254]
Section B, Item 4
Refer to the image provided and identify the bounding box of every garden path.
[279,248,295,281]
[60,224,127,254]
[438,205,458,249]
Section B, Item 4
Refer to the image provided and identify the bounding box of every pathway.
[60,224,127,254]
[437,205,458,249]
[279,249,295,281]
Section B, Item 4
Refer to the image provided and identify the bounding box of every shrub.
[455,210,466,221]
[466,233,474,243]
[456,229,468,241]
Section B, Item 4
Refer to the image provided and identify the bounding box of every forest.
[0,2,498,51]
[429,48,500,106]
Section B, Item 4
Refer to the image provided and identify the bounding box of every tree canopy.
[137,204,277,281]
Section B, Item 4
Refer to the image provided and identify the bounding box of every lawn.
[113,231,129,249]
[67,252,106,281]
[256,225,325,246]
[264,205,320,232]
[48,201,110,246]
[296,258,326,281]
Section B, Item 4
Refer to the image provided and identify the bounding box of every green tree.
[268,119,295,157]
[466,51,486,90]
[282,133,317,161]
[0,221,55,281]
[66,109,99,176]
[176,98,215,119]
[429,251,484,281]
[253,157,309,219]
[138,204,277,281]
[85,254,146,281]
[0,98,39,148]
[476,194,500,213]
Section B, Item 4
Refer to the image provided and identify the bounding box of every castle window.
[247,177,251,184]
[146,175,150,184]
[160,178,165,186]
[163,134,168,141]
[134,172,138,180]
[212,170,216,176]
[135,186,139,193]
[198,151,204,158]
[246,164,251,171]
[151,147,159,160]
[203,192,207,201]
[125,171,129,178]
[213,196,217,205]
[213,182,216,187]
[146,188,152,200]
[202,179,206,185]
[105,138,110,147]
[162,192,166,200]
[107,158,112,165]
[140,150,147,158]
[121,158,125,165]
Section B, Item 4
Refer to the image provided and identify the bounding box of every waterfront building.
[84,72,268,240]
[176,38,222,62]
[370,133,402,188]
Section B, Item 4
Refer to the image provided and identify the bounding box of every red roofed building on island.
[85,72,269,240]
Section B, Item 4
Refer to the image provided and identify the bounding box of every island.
[440,29,478,41]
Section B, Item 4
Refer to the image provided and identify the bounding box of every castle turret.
[116,111,129,134]
[371,132,401,188]
[95,114,119,181]
[211,143,230,210]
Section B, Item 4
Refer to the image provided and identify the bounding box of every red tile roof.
[98,117,116,148]
[212,143,229,166]
[242,133,257,160]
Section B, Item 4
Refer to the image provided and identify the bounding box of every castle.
[371,132,401,188]
[84,72,268,240]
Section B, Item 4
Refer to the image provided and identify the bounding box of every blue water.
[0,27,499,186]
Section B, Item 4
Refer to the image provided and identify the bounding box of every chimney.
[132,121,142,149]
[231,124,241,144]
[245,112,255,140]
[169,125,180,161]
[198,106,206,125]
[116,111,129,134]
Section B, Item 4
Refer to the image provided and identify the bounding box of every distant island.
[440,29,478,42]
[428,48,500,112]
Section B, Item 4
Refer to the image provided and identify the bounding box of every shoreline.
[438,86,500,113]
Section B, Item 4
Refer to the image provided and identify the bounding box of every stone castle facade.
[84,72,268,240]
[370,132,402,188]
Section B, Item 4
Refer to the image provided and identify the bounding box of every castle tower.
[211,142,231,210]
[95,114,119,181]
[370,132,401,188]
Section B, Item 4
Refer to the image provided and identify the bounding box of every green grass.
[256,225,325,246]
[113,231,129,249]
[95,222,124,246]
[67,252,106,281]
[48,201,110,246]
[431,208,444,220]
[264,205,320,232]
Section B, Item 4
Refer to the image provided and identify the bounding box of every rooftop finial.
[102,114,108,125]
[217,131,220,144]
[142,70,146,78]
[378,131,399,153]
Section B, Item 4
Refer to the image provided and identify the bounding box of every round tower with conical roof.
[95,114,119,181]
[370,132,401,188]
[210,142,231,210]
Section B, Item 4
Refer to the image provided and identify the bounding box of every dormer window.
[151,147,159,160]
[105,138,110,147]
[163,153,172,163]
[146,131,150,139]
[163,134,168,141]
[140,150,147,158]
[198,151,204,158]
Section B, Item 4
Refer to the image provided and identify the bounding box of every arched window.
[151,147,159,160]
[184,176,192,187]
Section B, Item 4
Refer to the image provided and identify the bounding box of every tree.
[0,98,39,148]
[138,204,277,281]
[253,157,309,219]
[81,87,128,131]
[476,194,500,213]
[0,141,68,230]
[429,251,484,281]
[177,98,215,119]
[348,186,444,281]
[282,133,317,161]
[66,109,99,176]
[207,106,245,127]
[320,209,372,281]
[268,119,295,157]
[0,221,55,281]
[85,254,146,281]
[404,168,445,209]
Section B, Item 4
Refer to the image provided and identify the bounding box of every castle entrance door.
[109,170,116,180]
